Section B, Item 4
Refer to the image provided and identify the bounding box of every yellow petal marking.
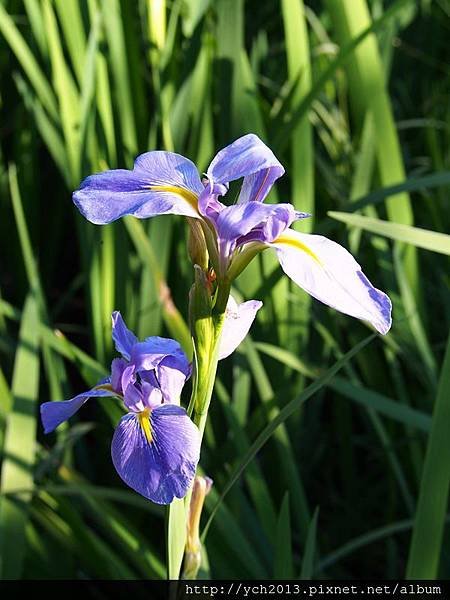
[95,383,113,392]
[274,232,323,267]
[138,409,153,443]
[149,185,199,212]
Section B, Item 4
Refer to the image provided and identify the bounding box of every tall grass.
[0,0,449,579]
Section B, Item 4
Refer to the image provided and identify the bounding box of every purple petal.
[214,202,300,266]
[40,386,116,434]
[206,134,284,203]
[111,312,138,360]
[219,295,263,360]
[123,381,163,413]
[73,151,203,225]
[130,337,186,372]
[272,229,392,334]
[111,358,128,394]
[111,405,200,504]
[156,354,191,404]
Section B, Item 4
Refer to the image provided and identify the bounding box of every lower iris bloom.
[41,312,199,504]
[40,303,262,504]
[73,133,392,334]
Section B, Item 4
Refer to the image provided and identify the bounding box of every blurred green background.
[1,0,450,580]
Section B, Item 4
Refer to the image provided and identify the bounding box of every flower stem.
[166,276,230,579]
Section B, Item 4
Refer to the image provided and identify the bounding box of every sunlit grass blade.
[329,212,450,256]
[406,333,450,579]
[281,0,314,353]
[101,0,137,162]
[0,293,40,579]
[273,0,412,151]
[0,3,58,119]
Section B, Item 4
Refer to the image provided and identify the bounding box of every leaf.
[0,293,40,579]
[406,332,450,578]
[328,212,450,256]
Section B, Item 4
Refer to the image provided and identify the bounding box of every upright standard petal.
[40,386,116,434]
[130,337,187,372]
[272,230,392,334]
[111,404,200,504]
[156,355,191,404]
[73,151,203,224]
[111,311,138,360]
[206,134,284,203]
[219,296,263,360]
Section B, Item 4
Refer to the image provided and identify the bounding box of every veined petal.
[206,134,284,203]
[130,337,187,372]
[216,202,301,248]
[219,295,263,360]
[272,230,392,334]
[156,355,191,404]
[111,311,138,360]
[73,151,203,224]
[111,405,200,504]
[40,385,116,434]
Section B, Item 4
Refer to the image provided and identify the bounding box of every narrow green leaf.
[406,333,450,578]
[274,493,293,579]
[0,293,40,579]
[300,507,319,579]
[329,211,450,256]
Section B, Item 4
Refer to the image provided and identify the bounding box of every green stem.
[166,278,230,579]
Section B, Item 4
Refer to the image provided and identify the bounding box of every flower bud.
[183,475,213,579]
[187,217,209,271]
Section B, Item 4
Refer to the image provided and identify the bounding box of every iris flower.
[73,134,391,334]
[41,304,261,504]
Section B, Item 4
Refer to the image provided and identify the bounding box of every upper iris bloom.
[74,134,391,334]
[41,312,199,504]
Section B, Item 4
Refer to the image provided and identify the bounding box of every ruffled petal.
[156,354,191,404]
[111,311,138,360]
[73,151,203,224]
[40,386,116,434]
[206,134,284,203]
[219,296,263,360]
[111,358,128,394]
[130,337,187,372]
[215,202,301,249]
[272,230,392,334]
[111,405,200,504]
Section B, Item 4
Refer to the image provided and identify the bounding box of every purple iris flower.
[73,134,392,334]
[40,312,200,505]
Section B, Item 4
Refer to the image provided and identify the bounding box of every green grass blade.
[0,3,58,120]
[329,211,450,256]
[0,293,40,579]
[274,493,293,579]
[406,333,450,578]
[300,507,319,579]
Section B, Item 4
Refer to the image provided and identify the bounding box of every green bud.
[182,476,213,579]
[187,217,209,271]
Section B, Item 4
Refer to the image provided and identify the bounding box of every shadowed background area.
[0,0,450,580]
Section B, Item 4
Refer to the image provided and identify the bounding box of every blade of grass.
[274,493,293,579]
[329,211,450,256]
[406,332,450,578]
[0,3,58,119]
[300,507,319,579]
[0,293,40,579]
